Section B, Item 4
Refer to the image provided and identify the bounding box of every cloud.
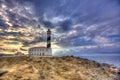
[0,0,120,54]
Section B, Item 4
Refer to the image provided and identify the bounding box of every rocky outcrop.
[0,70,8,76]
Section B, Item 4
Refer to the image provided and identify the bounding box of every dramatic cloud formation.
[0,0,120,55]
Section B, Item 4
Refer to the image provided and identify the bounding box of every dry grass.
[0,56,119,80]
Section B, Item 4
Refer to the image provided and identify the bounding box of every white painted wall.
[28,47,52,56]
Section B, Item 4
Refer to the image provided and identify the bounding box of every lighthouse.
[47,29,51,48]
[28,29,52,56]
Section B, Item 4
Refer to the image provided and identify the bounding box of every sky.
[0,0,120,55]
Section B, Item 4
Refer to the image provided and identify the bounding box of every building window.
[42,53,44,56]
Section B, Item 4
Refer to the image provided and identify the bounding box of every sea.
[74,53,120,67]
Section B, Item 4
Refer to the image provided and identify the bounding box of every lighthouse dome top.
[47,29,51,34]
[48,29,50,31]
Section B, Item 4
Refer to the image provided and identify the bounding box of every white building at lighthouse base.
[28,47,52,56]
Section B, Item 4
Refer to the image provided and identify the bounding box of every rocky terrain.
[0,56,119,80]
